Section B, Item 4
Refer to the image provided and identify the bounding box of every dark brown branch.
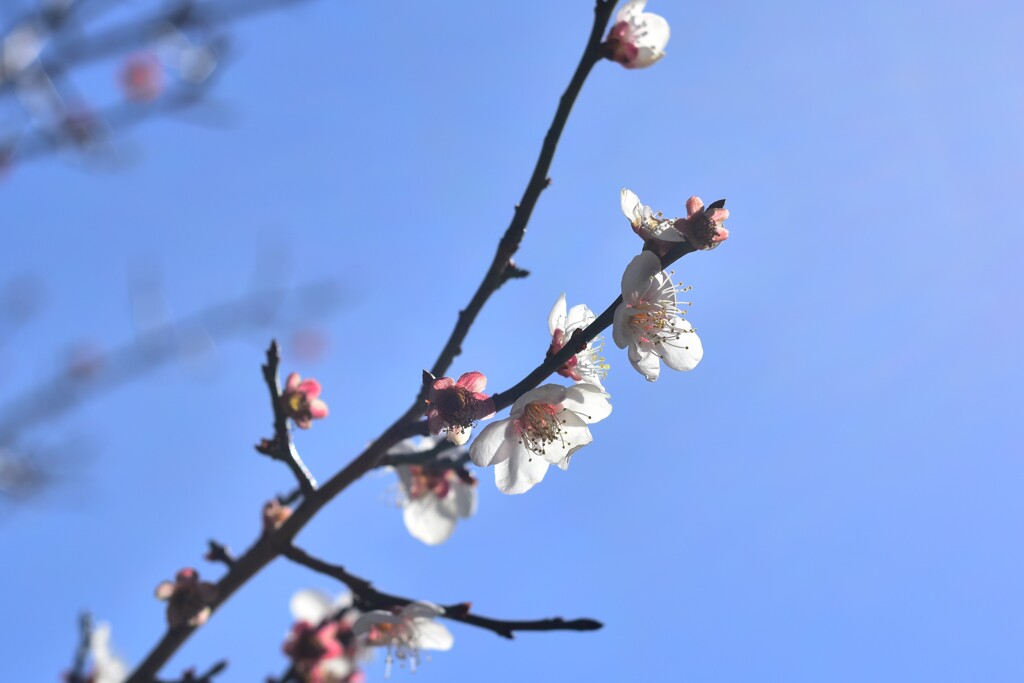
[256,341,317,497]
[122,5,619,680]
[204,540,235,569]
[156,659,228,683]
[419,0,620,397]
[282,545,603,640]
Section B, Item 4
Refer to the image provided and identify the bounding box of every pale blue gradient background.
[3,0,1023,681]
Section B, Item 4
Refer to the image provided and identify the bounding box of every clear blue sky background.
[2,0,1023,680]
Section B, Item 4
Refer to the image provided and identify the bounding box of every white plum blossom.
[353,602,453,675]
[89,622,128,683]
[470,383,612,495]
[388,436,478,546]
[613,251,703,381]
[547,293,608,388]
[604,0,670,69]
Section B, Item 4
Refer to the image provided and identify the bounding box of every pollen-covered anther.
[514,401,569,457]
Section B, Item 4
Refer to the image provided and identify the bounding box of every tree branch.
[419,0,620,397]
[256,340,318,497]
[282,545,602,640]
[122,5,618,680]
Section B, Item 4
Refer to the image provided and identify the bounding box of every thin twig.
[66,612,93,683]
[419,0,620,398]
[256,340,318,496]
[204,540,235,569]
[282,545,603,640]
[0,281,339,446]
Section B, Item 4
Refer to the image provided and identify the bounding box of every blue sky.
[2,0,1023,681]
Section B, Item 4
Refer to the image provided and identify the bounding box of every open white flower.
[604,0,670,69]
[547,293,608,388]
[90,622,129,683]
[353,602,453,675]
[388,436,477,546]
[470,383,612,495]
[613,252,703,381]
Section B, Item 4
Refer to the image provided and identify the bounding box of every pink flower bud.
[282,372,329,429]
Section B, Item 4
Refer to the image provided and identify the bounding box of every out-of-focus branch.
[0,280,339,447]
[0,0,316,171]
[419,0,621,398]
[65,612,93,683]
[256,340,317,497]
[282,545,603,640]
[156,659,228,683]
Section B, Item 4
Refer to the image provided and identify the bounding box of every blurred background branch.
[0,0,315,173]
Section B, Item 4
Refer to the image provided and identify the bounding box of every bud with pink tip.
[282,372,329,429]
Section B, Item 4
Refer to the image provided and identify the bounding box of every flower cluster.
[285,591,364,683]
[284,591,453,681]
[389,436,478,545]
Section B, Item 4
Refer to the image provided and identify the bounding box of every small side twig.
[66,611,93,683]
[204,540,235,569]
[256,341,317,497]
[282,545,603,641]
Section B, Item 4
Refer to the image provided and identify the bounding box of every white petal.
[352,611,402,636]
[634,13,670,55]
[628,343,661,381]
[451,480,477,518]
[394,464,414,493]
[319,657,353,680]
[412,619,454,651]
[658,320,704,372]
[548,293,567,334]
[469,419,512,466]
[620,188,643,226]
[617,0,648,22]
[290,589,333,624]
[562,383,612,424]
[565,303,596,333]
[404,497,457,546]
[509,384,568,417]
[612,302,632,349]
[447,424,472,445]
[494,445,550,495]
[621,252,661,302]
[91,623,129,683]
[403,601,446,619]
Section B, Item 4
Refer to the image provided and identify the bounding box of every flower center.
[627,276,695,347]
[514,401,567,457]
[433,386,481,429]
[406,465,452,501]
